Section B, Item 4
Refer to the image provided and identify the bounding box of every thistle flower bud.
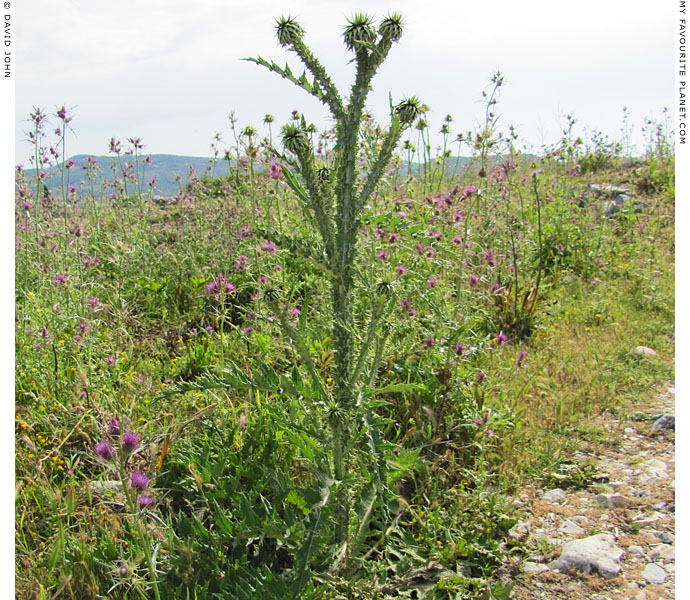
[262,287,280,303]
[376,279,394,298]
[343,14,377,51]
[378,13,404,42]
[280,124,310,155]
[395,96,424,125]
[275,16,304,47]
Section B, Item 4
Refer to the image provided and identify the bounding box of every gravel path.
[509,386,675,600]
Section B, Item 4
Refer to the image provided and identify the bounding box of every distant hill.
[19,153,496,200]
[20,154,237,199]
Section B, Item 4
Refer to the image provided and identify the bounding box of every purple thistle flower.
[130,471,150,490]
[469,275,479,286]
[122,431,139,453]
[396,265,407,276]
[105,355,115,366]
[517,351,526,365]
[137,494,154,509]
[455,343,465,355]
[423,337,434,348]
[427,278,436,288]
[476,372,485,385]
[496,331,507,344]
[377,251,388,261]
[397,210,407,218]
[94,441,114,460]
[52,273,65,284]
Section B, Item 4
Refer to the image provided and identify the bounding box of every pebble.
[571,515,589,525]
[649,544,674,561]
[543,488,567,503]
[522,561,549,574]
[628,545,645,556]
[593,493,633,509]
[651,414,674,431]
[559,520,585,536]
[633,346,658,356]
[656,531,674,544]
[641,562,667,584]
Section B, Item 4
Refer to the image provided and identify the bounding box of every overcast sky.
[14,0,675,166]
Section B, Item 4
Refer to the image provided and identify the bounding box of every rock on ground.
[548,533,624,579]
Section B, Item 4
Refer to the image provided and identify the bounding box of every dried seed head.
[378,13,404,42]
[275,16,304,47]
[280,124,310,154]
[343,13,377,51]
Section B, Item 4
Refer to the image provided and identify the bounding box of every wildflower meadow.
[15,14,675,600]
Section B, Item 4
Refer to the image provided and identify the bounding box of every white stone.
[549,533,624,579]
[649,544,674,561]
[633,346,658,356]
[628,545,645,556]
[571,515,589,525]
[559,520,585,536]
[641,562,667,584]
[543,488,567,503]
[522,562,549,574]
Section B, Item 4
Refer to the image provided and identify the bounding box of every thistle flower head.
[378,13,404,42]
[343,13,377,51]
[275,16,304,47]
[130,471,150,490]
[94,441,114,460]
[122,431,140,453]
[280,124,310,154]
[137,494,154,509]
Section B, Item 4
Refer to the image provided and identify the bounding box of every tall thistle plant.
[246,13,423,556]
